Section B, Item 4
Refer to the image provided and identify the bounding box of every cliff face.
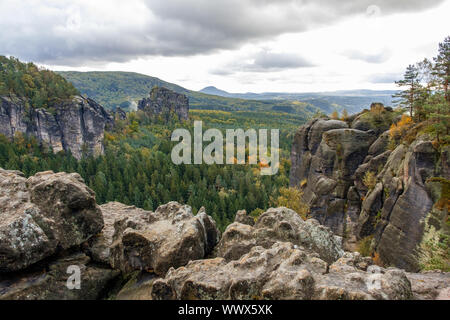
[138,87,189,121]
[0,95,114,159]
[289,106,449,272]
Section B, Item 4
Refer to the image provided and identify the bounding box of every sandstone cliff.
[0,95,114,159]
[138,87,189,121]
[289,105,449,272]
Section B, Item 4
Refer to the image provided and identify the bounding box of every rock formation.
[0,169,104,272]
[0,95,114,159]
[289,105,449,272]
[138,87,189,121]
[1,167,448,300]
[214,207,344,263]
[152,242,412,300]
[86,201,220,276]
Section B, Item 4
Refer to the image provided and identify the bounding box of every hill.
[57,71,322,117]
[200,86,399,114]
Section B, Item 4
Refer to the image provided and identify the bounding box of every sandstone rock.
[0,95,113,159]
[152,242,412,300]
[0,252,119,300]
[406,271,450,300]
[234,209,254,226]
[106,202,219,276]
[0,169,104,272]
[115,271,158,300]
[138,87,189,121]
[215,207,344,264]
[85,202,150,266]
[374,137,438,271]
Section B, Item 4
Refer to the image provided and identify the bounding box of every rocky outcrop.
[289,106,449,272]
[214,207,344,264]
[0,95,114,159]
[138,87,189,121]
[0,169,119,300]
[152,242,412,300]
[88,202,220,276]
[0,252,119,300]
[1,167,448,300]
[0,169,104,272]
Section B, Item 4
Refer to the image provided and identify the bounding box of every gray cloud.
[342,49,391,63]
[0,0,445,66]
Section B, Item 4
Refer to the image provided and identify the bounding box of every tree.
[433,36,450,102]
[330,110,339,120]
[341,109,349,121]
[394,64,421,118]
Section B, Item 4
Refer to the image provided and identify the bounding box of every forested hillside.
[0,56,79,109]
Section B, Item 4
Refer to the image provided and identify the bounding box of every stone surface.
[0,169,104,272]
[405,271,450,300]
[138,87,189,121]
[108,202,220,276]
[152,242,412,300]
[115,271,157,300]
[0,95,114,159]
[215,207,344,264]
[84,202,150,266]
[0,252,119,300]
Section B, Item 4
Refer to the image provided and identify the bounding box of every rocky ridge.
[1,168,448,300]
[289,104,449,272]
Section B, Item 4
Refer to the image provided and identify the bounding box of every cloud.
[0,0,445,65]
[367,73,402,83]
[342,49,391,63]
[215,50,314,74]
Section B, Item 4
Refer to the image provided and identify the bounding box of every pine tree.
[433,36,450,102]
[394,64,421,117]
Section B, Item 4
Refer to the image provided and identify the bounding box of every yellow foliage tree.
[389,114,413,140]
[275,187,309,219]
[331,110,339,120]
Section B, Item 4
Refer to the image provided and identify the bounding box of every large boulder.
[0,169,104,272]
[102,202,220,276]
[151,242,412,300]
[215,207,344,264]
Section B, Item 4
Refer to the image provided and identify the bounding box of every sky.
[1,0,449,93]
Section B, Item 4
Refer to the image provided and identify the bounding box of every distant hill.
[200,86,399,114]
[58,71,319,119]
[58,71,395,117]
[199,86,233,97]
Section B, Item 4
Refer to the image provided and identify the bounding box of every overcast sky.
[1,0,449,92]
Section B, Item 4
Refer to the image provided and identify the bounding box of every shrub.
[389,114,413,140]
[363,171,377,190]
[357,236,374,257]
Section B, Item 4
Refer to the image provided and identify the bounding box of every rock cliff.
[138,87,189,121]
[289,105,449,272]
[0,95,114,159]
